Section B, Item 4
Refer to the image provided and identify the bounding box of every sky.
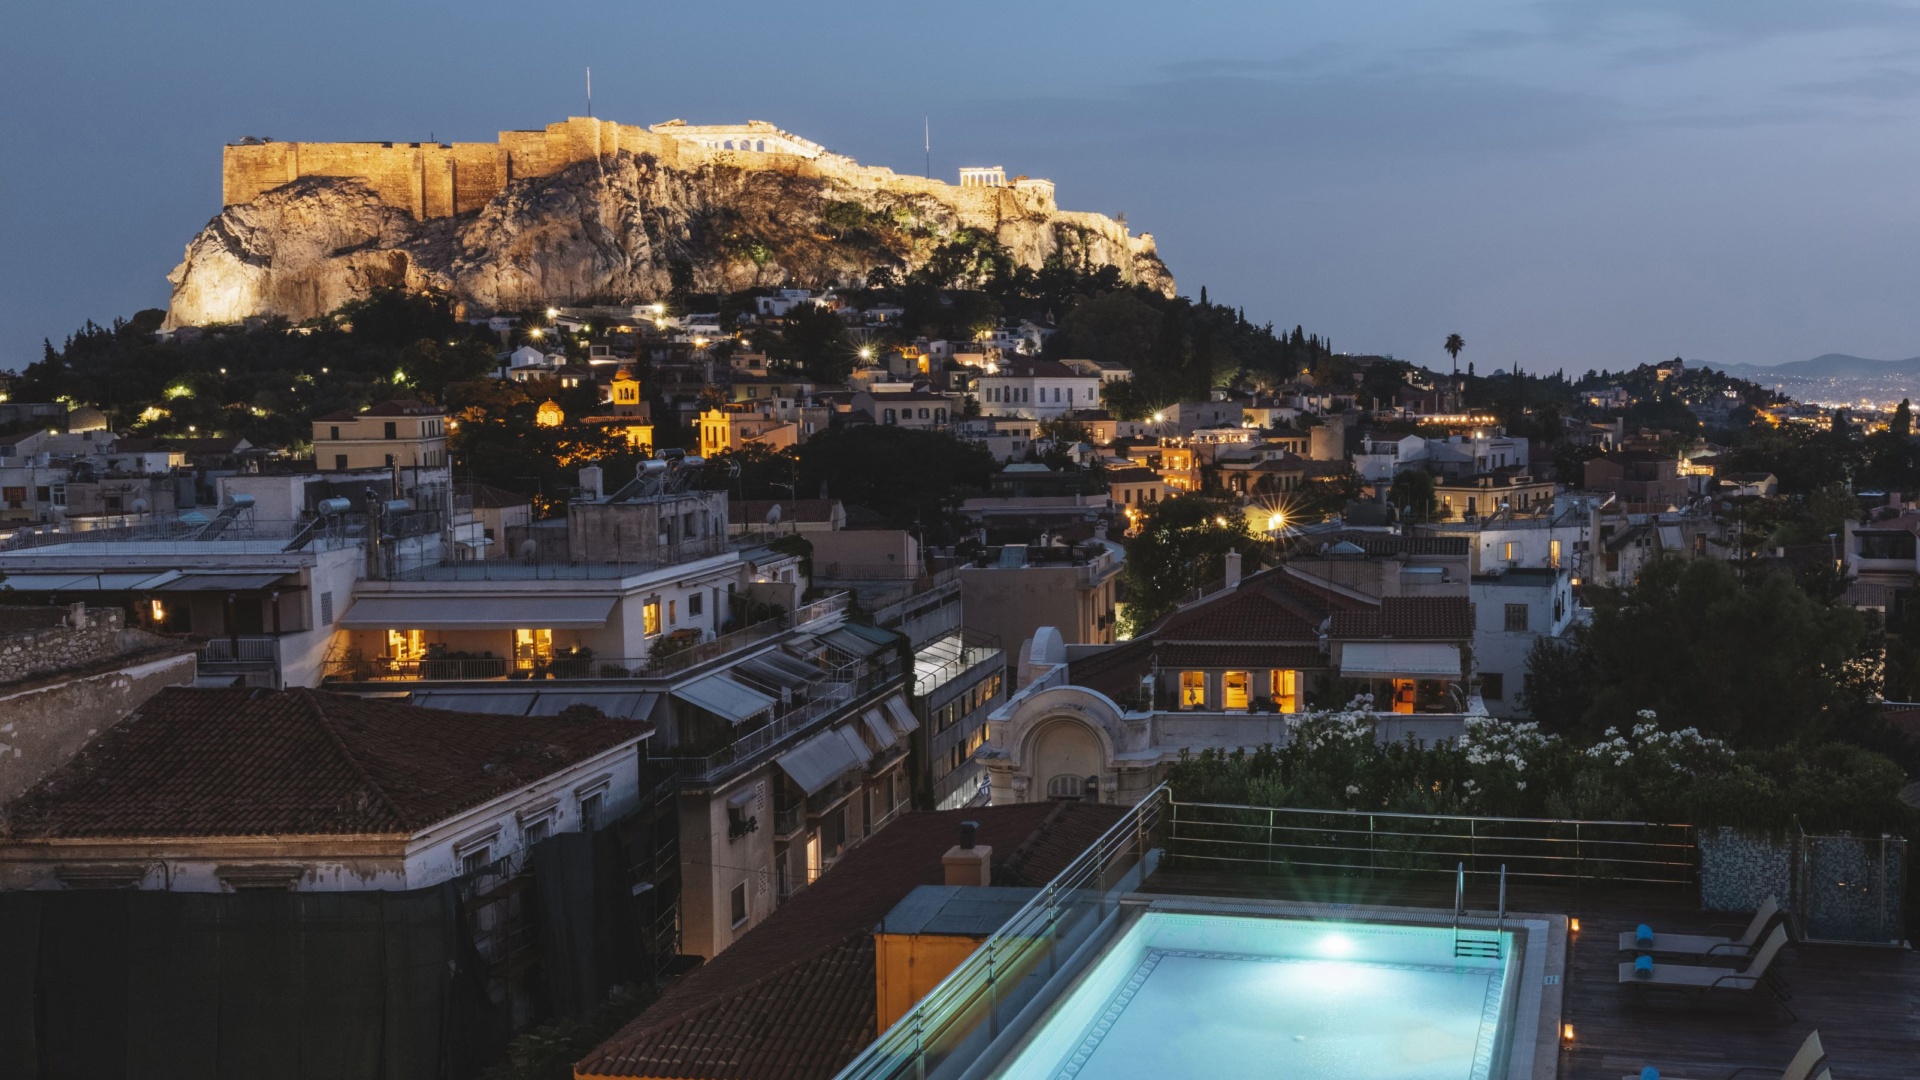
[6,0,1920,373]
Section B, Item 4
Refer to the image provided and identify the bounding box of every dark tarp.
[0,815,664,1080]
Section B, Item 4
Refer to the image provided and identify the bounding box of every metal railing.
[198,636,281,664]
[321,654,650,682]
[662,665,899,786]
[1166,800,1698,888]
[835,785,1169,1080]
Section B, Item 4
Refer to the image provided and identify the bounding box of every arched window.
[1046,774,1089,799]
[756,140,766,152]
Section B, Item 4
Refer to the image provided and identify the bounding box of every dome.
[535,400,565,428]
[68,406,108,433]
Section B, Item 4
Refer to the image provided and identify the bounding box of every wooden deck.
[1139,870,1920,1080]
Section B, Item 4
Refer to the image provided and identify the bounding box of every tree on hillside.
[1386,469,1439,522]
[1444,333,1465,375]
[1523,556,1871,747]
[1119,492,1262,636]
[794,425,993,544]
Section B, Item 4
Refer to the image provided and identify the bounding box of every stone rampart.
[222,116,1062,223]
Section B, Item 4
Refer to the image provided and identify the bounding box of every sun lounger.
[1619,896,1781,960]
[1618,1028,1825,1080]
[1618,925,1796,1019]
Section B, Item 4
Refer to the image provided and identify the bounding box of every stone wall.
[222,116,1068,224]
[0,604,125,685]
[0,647,197,803]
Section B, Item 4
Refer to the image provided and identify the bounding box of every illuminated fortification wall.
[218,117,1149,253]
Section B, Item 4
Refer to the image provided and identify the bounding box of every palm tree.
[1444,333,1465,375]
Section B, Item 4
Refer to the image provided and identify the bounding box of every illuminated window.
[1270,669,1298,713]
[643,600,662,636]
[514,628,553,665]
[1549,539,1562,568]
[149,599,167,624]
[1180,671,1206,708]
[387,629,425,661]
[1503,541,1515,562]
[1223,671,1250,710]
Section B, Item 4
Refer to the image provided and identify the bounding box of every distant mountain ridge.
[1697,353,1920,379]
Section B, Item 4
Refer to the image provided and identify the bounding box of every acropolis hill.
[165,116,1173,327]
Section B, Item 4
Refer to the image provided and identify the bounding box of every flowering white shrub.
[1284,697,1379,752]
[1583,709,1729,772]
[1457,714,1554,773]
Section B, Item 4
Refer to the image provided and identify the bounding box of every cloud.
[1794,66,1920,99]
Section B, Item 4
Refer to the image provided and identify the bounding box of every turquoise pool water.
[989,911,1513,1080]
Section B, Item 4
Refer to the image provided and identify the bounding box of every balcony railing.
[663,664,899,786]
[321,654,651,682]
[198,636,281,665]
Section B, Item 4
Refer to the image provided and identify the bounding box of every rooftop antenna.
[924,116,930,179]
[586,67,593,117]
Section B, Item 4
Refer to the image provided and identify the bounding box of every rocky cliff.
[165,151,1173,327]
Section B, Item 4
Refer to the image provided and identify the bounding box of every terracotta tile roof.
[1306,531,1470,557]
[1,687,647,840]
[1327,596,1473,640]
[1154,567,1369,643]
[577,802,1127,1080]
[1065,637,1157,699]
[455,480,534,508]
[1152,644,1326,670]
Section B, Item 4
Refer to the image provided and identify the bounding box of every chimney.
[942,821,991,887]
[1224,548,1243,590]
[578,465,604,501]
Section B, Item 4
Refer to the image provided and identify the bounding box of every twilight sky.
[6,0,1920,373]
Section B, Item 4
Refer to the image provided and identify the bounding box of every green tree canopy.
[1524,556,1872,747]
[1119,492,1262,635]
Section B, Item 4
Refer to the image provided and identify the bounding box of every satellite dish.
[517,539,538,559]
[766,503,782,526]
[130,498,150,514]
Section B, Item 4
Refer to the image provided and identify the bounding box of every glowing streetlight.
[546,307,559,319]
[529,328,544,340]
[859,345,875,362]
[651,302,666,316]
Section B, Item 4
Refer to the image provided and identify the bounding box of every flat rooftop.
[1138,871,1919,1080]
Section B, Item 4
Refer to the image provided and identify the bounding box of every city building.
[958,541,1123,659]
[977,360,1101,420]
[1468,566,1575,716]
[981,562,1476,805]
[0,687,675,1069]
[311,399,449,472]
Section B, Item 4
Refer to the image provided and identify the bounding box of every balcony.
[662,662,901,787]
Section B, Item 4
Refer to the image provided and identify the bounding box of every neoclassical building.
[981,565,1479,805]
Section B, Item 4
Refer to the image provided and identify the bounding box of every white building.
[0,686,650,893]
[977,360,1101,421]
[1468,567,1575,717]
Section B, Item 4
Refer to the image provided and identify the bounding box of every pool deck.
[1139,871,1920,1080]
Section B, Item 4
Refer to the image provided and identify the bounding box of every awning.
[860,707,898,752]
[883,694,920,735]
[409,690,539,715]
[524,691,658,721]
[0,571,180,591]
[775,725,869,795]
[820,624,896,659]
[151,572,290,592]
[1340,642,1462,679]
[738,653,821,690]
[338,595,615,630]
[672,673,776,724]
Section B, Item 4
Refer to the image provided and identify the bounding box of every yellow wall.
[873,932,989,1033]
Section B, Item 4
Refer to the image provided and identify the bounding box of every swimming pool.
[986,910,1516,1080]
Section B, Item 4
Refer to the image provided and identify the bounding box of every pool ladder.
[1452,862,1507,961]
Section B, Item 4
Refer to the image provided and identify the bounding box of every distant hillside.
[1696,353,1920,379]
